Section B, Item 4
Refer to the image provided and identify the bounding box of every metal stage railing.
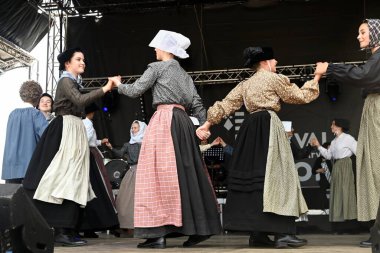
[80,61,365,91]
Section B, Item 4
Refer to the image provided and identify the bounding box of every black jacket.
[327,48,380,98]
[312,156,332,190]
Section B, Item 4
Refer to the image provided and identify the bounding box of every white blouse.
[318,132,357,160]
[83,117,101,148]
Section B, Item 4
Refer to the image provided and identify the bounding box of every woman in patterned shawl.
[197,46,322,249]
[316,18,380,248]
[110,30,221,249]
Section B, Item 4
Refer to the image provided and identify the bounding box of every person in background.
[287,128,313,160]
[213,137,234,156]
[106,120,147,237]
[197,46,321,248]
[110,30,221,249]
[199,138,222,153]
[1,80,47,183]
[190,116,221,153]
[312,142,332,210]
[316,19,380,247]
[22,47,115,247]
[37,92,55,122]
[310,119,357,223]
[81,103,119,238]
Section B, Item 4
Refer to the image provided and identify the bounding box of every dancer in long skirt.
[110,30,221,249]
[23,48,114,246]
[197,46,322,248]
[316,18,380,247]
[311,119,357,223]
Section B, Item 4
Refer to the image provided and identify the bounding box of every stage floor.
[55,234,371,252]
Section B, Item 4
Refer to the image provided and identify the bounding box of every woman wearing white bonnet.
[110,30,221,249]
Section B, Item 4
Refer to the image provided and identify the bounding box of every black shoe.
[55,233,87,247]
[274,234,307,248]
[137,237,166,249]
[249,232,274,247]
[183,235,211,247]
[83,231,99,238]
[360,238,372,248]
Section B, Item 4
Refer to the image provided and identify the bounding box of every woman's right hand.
[316,168,326,174]
[102,78,114,93]
[310,137,320,147]
[109,76,122,87]
[196,121,211,140]
[105,142,113,149]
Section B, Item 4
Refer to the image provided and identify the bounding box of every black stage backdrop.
[67,0,379,208]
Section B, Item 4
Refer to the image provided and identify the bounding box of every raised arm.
[117,65,158,98]
[327,54,380,88]
[274,74,320,105]
[59,78,112,107]
[207,82,244,125]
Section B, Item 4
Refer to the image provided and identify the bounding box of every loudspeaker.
[0,184,54,253]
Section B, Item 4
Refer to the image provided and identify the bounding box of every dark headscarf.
[85,103,100,115]
[243,46,274,68]
[57,47,83,71]
[364,19,380,49]
[333,118,350,132]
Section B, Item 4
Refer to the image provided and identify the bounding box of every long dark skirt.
[79,152,119,231]
[23,116,81,228]
[134,108,222,238]
[224,111,296,234]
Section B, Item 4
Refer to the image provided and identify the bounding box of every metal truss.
[43,0,67,96]
[80,61,365,91]
[0,37,35,73]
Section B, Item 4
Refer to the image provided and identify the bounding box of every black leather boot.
[137,237,166,249]
[274,234,307,248]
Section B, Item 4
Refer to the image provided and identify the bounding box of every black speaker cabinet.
[0,184,54,253]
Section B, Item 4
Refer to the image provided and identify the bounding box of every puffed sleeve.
[207,82,244,125]
[274,74,319,104]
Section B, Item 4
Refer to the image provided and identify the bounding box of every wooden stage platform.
[55,234,371,252]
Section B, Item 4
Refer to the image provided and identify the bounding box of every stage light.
[101,90,119,114]
[325,79,340,102]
